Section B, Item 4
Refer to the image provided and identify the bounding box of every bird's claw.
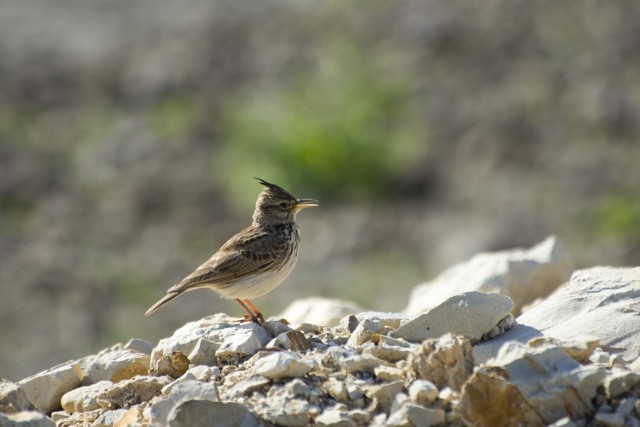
[236,314,265,325]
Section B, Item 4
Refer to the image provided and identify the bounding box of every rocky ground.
[2,236,640,426]
[3,0,640,383]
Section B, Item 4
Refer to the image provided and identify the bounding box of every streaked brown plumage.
[145,178,318,323]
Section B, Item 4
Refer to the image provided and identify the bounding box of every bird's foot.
[235,299,265,325]
[236,314,264,325]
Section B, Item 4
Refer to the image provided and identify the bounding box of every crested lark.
[145,178,318,324]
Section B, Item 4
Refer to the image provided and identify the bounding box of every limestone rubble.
[4,240,640,426]
[404,235,574,316]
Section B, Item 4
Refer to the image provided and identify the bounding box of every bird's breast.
[215,230,300,300]
[216,253,298,300]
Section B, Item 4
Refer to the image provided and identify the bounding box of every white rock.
[605,368,640,398]
[505,267,640,363]
[438,386,459,405]
[224,375,270,398]
[150,351,190,378]
[216,325,272,362]
[320,346,357,369]
[472,324,528,364]
[547,417,578,427]
[389,392,409,416]
[114,406,145,426]
[187,338,219,365]
[628,356,640,373]
[341,312,410,330]
[53,409,102,425]
[385,405,411,427]
[348,409,371,425]
[0,380,35,413]
[92,408,128,426]
[527,336,601,364]
[295,323,323,334]
[406,334,474,391]
[315,408,356,427]
[257,396,315,426]
[0,410,55,427]
[182,365,218,382]
[518,267,640,362]
[161,378,219,400]
[365,336,416,363]
[475,267,640,364]
[346,318,385,347]
[369,413,387,427]
[168,400,260,427]
[48,411,67,421]
[80,350,149,385]
[148,380,219,425]
[368,380,404,414]
[285,378,311,398]
[151,314,269,366]
[278,297,364,327]
[457,367,545,427]
[253,352,314,380]
[372,335,412,348]
[123,338,154,355]
[394,292,513,343]
[482,313,515,340]
[18,361,82,413]
[405,236,573,316]
[374,365,404,382]
[339,355,382,374]
[609,353,626,367]
[490,341,606,424]
[347,383,365,401]
[267,330,310,352]
[590,348,613,365]
[405,405,445,427]
[60,380,112,413]
[98,375,170,409]
[387,403,445,427]
[408,380,439,407]
[323,379,349,403]
[261,320,293,337]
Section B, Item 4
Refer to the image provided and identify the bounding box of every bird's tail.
[145,291,180,317]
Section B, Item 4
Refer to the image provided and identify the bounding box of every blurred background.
[1,0,640,381]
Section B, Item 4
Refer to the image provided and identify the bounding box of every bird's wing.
[168,226,286,293]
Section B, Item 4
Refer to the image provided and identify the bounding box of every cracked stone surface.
[12,264,640,427]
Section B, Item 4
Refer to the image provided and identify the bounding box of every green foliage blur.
[597,194,640,244]
[217,41,425,207]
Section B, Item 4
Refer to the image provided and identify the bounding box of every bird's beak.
[295,199,319,210]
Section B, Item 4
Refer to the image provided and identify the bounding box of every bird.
[145,178,318,324]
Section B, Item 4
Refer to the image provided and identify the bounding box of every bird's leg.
[235,299,262,324]
[243,299,265,324]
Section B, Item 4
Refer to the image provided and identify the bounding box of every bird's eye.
[279,202,288,209]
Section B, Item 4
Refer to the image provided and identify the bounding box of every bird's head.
[253,178,318,225]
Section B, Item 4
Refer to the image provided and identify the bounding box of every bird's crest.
[255,177,295,199]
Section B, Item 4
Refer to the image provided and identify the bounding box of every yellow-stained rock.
[457,367,544,427]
